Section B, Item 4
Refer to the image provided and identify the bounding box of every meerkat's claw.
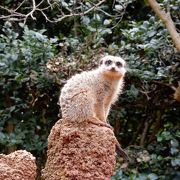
[87,118,113,130]
[105,123,114,130]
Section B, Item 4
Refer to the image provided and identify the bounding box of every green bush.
[112,128,180,180]
[0,22,58,165]
[0,0,179,178]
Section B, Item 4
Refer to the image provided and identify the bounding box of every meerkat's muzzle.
[110,67,116,71]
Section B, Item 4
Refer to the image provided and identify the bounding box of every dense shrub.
[0,0,179,178]
[112,128,180,179]
[0,22,58,166]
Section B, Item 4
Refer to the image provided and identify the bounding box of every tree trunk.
[147,0,180,52]
[42,119,117,180]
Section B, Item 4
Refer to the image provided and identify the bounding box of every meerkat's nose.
[111,67,116,71]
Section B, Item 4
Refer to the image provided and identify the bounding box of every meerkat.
[59,55,128,160]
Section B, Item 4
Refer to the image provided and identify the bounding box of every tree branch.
[0,0,107,24]
[53,0,106,23]
[147,0,180,52]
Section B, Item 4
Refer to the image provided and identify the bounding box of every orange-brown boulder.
[0,150,37,180]
[42,119,116,180]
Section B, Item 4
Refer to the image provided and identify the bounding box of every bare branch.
[0,5,26,20]
[37,9,55,23]
[40,0,106,23]
[0,0,113,24]
[14,0,27,12]
[24,0,37,24]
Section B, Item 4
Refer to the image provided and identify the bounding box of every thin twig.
[24,0,37,24]
[111,3,127,29]
[14,0,27,12]
[40,0,106,23]
[0,0,107,24]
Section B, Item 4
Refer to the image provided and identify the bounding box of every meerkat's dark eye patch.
[116,61,123,67]
[105,60,112,66]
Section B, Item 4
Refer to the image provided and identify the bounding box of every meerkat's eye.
[116,61,123,67]
[105,60,112,66]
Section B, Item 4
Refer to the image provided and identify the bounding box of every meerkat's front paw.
[88,117,114,130]
[104,123,114,130]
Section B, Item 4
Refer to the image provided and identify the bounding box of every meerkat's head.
[99,55,126,78]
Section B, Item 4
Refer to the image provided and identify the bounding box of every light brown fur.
[59,55,126,126]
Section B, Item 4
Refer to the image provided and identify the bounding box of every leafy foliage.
[112,128,180,180]
[0,22,58,165]
[0,0,179,178]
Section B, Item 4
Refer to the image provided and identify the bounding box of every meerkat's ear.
[99,58,103,65]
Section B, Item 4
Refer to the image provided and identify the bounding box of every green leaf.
[115,5,123,11]
[147,173,158,180]
[104,19,111,25]
[93,14,101,21]
[171,157,180,167]
[81,16,90,25]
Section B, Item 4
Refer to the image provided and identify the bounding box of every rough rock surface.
[42,119,116,180]
[0,150,37,180]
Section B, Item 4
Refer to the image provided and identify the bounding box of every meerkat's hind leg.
[104,104,111,121]
[94,102,106,122]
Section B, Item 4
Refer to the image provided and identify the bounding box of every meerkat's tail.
[115,139,129,162]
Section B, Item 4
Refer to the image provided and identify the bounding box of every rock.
[0,150,37,180]
[42,119,116,180]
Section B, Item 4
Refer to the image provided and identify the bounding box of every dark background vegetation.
[0,0,179,179]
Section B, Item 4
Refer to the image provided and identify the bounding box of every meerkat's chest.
[94,80,119,101]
